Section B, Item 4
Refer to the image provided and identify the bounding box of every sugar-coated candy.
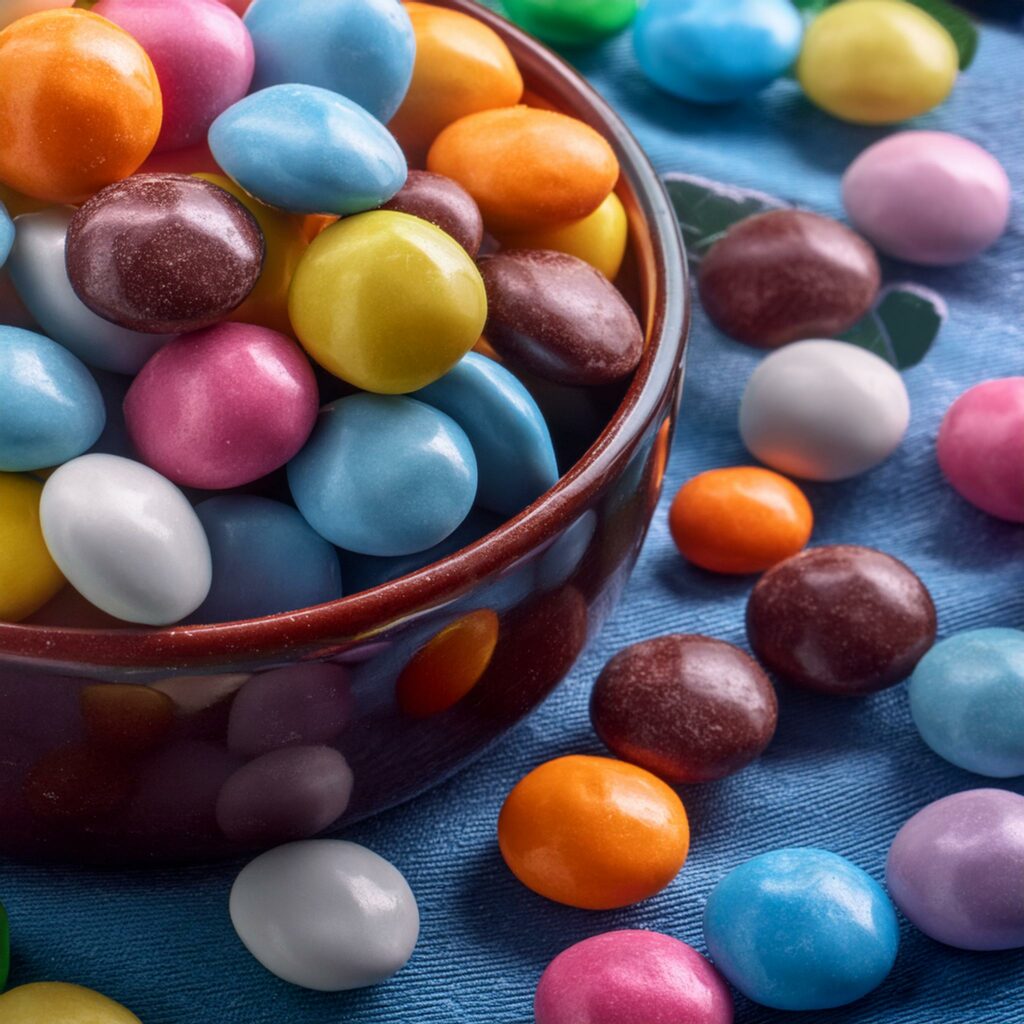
[498,754,689,909]
[740,340,909,481]
[0,201,11,267]
[244,0,414,123]
[843,132,1011,266]
[39,454,212,625]
[288,394,477,557]
[230,840,420,990]
[888,789,1024,950]
[535,931,733,1024]
[81,683,174,754]
[210,84,406,216]
[25,742,133,821]
[289,211,486,394]
[382,170,484,257]
[124,322,318,489]
[0,325,105,471]
[0,983,142,1024]
[635,0,802,104]
[937,378,1024,522]
[747,545,937,696]
[704,848,899,1010]
[0,474,64,623]
[507,0,637,46]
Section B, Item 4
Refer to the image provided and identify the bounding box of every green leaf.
[789,0,833,15]
[839,283,947,369]
[905,0,979,69]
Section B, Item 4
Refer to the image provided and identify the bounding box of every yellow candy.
[0,473,64,621]
[0,982,141,1024]
[288,210,487,394]
[497,192,628,280]
[797,0,958,125]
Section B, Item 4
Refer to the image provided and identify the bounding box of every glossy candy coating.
[843,132,1011,266]
[244,0,414,123]
[66,175,264,335]
[124,322,318,489]
[0,10,161,203]
[230,840,420,990]
[480,250,643,386]
[535,931,733,1024]
[507,0,637,46]
[740,340,910,481]
[591,635,777,783]
[39,454,212,625]
[0,983,142,1024]
[381,170,484,257]
[289,211,486,394]
[0,473,64,622]
[747,544,937,696]
[0,201,12,267]
[634,0,802,104]
[704,848,899,1010]
[886,789,1024,950]
[498,754,689,909]
[698,210,880,349]
[797,0,958,125]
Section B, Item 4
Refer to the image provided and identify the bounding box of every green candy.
[501,0,638,46]
[0,901,8,991]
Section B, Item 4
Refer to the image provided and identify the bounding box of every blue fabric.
[2,10,1023,1023]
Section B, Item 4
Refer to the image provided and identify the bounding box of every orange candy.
[0,10,162,203]
[669,466,813,575]
[427,106,619,234]
[81,684,175,755]
[497,754,689,909]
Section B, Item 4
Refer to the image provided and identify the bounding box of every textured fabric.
[2,10,1023,1024]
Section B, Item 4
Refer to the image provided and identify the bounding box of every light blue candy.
[0,325,105,472]
[0,202,13,268]
[634,0,803,104]
[703,848,899,1011]
[909,627,1024,778]
[244,0,415,123]
[288,394,477,557]
[413,353,559,518]
[209,84,407,215]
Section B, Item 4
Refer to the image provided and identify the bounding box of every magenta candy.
[535,930,733,1024]
[937,377,1024,523]
[124,321,319,489]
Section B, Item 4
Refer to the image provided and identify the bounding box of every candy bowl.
[0,0,687,863]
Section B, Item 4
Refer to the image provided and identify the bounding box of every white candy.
[739,340,910,482]
[40,454,211,625]
[230,840,420,991]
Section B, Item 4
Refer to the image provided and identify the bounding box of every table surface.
[2,6,1023,1024]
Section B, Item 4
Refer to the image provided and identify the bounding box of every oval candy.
[0,983,142,1024]
[382,170,484,257]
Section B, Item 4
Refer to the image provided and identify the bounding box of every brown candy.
[698,210,880,349]
[381,170,484,257]
[746,544,937,696]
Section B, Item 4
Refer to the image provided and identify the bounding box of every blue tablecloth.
[2,8,1023,1023]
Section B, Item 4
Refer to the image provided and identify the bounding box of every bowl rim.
[0,0,689,670]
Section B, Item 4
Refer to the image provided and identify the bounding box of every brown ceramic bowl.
[0,0,688,862]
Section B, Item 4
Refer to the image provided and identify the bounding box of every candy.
[591,635,777,783]
[81,683,175,754]
[739,340,910,481]
[937,378,1024,522]
[428,106,619,233]
[634,0,802,104]
[209,84,406,216]
[381,170,484,257]
[288,394,477,556]
[909,628,1024,777]
[413,353,558,516]
[124,322,318,489]
[698,210,880,349]
[24,743,132,821]
[704,848,899,1010]
[0,326,105,471]
[535,931,733,1024]
[230,840,420,989]
[747,545,936,696]
[797,0,958,125]
[497,754,689,909]
[0,481,65,626]
[92,0,254,153]
[507,0,637,46]
[288,211,486,393]
[243,0,414,123]
[480,250,644,386]
[0,983,142,1024]
[843,132,1011,266]
[669,466,812,574]
[39,453,212,625]
[0,201,12,267]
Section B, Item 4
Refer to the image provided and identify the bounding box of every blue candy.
[413,353,558,518]
[244,0,415,124]
[634,0,803,104]
[909,627,1024,778]
[703,848,899,1010]
[209,84,407,216]
[288,394,478,557]
[0,201,12,268]
[0,325,105,472]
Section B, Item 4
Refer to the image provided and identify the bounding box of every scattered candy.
[508,0,638,47]
[382,170,484,257]
[0,982,141,1023]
